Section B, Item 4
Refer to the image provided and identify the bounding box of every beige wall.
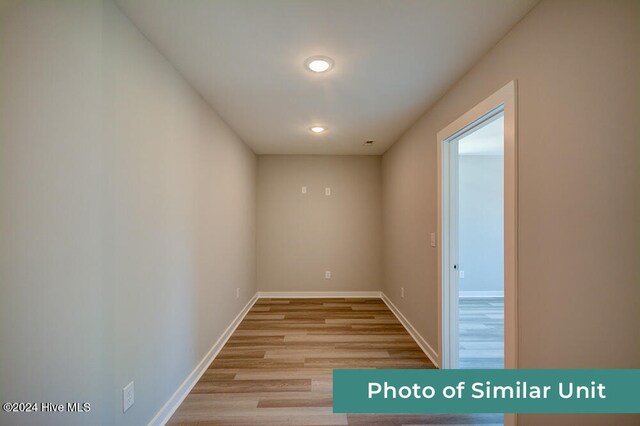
[257,155,382,292]
[105,1,257,425]
[0,1,107,425]
[382,1,640,425]
[1,1,257,425]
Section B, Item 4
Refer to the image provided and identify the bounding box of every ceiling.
[115,0,537,155]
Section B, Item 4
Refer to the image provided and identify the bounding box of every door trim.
[436,80,518,423]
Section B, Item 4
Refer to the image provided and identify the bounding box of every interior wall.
[458,155,504,293]
[257,155,382,292]
[104,1,257,425]
[0,1,107,425]
[1,1,257,425]
[382,1,640,425]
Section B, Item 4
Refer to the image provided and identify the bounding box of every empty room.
[1,1,638,425]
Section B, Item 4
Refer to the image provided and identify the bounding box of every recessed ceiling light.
[304,56,334,73]
[310,126,327,133]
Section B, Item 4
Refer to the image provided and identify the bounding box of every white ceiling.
[459,115,504,156]
[115,0,537,155]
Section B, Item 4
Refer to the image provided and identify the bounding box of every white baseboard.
[148,293,259,426]
[380,292,440,368]
[459,291,504,298]
[257,291,382,299]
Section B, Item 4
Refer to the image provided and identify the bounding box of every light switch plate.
[325,271,331,279]
[430,233,436,247]
[325,187,331,196]
[301,186,307,194]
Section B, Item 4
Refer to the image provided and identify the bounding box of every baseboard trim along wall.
[381,293,440,368]
[257,291,383,298]
[148,293,259,426]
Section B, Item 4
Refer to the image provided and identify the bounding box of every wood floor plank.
[232,329,307,336]
[209,358,306,369]
[216,349,266,359]
[304,357,434,369]
[169,395,258,421]
[347,413,504,425]
[308,329,407,336]
[264,349,391,359]
[284,334,414,342]
[195,413,348,426]
[174,390,333,400]
[386,349,435,359]
[322,318,399,325]
[227,341,338,349]
[257,396,333,408]
[334,341,422,350]
[350,305,390,311]
[234,369,333,381]
[227,335,284,343]
[191,379,311,394]
[167,298,493,425]
[284,313,378,319]
[239,318,326,325]
[244,314,286,320]
[250,306,272,312]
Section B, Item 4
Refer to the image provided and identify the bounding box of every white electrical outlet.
[401,287,405,298]
[325,270,331,279]
[123,381,134,412]
[236,287,240,299]
[325,187,331,196]
[430,232,436,248]
[301,186,307,194]
[459,270,465,279]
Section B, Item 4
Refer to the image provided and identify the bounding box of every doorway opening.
[456,111,504,369]
[437,81,518,373]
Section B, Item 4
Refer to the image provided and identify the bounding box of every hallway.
[2,1,638,425]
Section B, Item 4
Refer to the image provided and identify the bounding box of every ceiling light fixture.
[304,56,334,73]
[310,126,327,133]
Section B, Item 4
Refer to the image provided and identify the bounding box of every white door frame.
[436,80,518,421]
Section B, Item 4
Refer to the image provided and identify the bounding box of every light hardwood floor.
[459,297,504,369]
[167,298,502,425]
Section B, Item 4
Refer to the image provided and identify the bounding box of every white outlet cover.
[325,271,331,279]
[459,270,465,279]
[325,187,331,196]
[401,287,405,298]
[301,186,307,194]
[123,381,134,412]
[430,232,436,247]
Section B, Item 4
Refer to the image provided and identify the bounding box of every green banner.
[333,369,640,414]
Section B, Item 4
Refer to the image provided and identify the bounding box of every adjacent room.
[456,113,505,370]
[1,1,638,426]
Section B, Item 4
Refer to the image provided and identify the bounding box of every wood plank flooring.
[168,298,502,425]
[459,297,504,369]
